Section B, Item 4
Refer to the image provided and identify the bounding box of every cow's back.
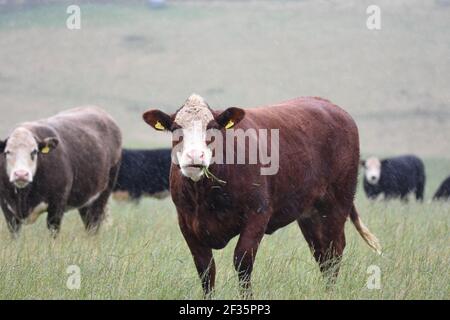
[381,156,424,186]
[46,106,122,166]
[237,97,359,197]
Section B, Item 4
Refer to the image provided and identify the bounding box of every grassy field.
[0,158,448,300]
[0,1,449,299]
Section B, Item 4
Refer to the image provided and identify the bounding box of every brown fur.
[145,96,381,297]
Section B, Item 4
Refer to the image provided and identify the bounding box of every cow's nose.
[14,170,29,180]
[186,150,205,163]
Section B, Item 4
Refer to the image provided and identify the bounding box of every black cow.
[360,155,425,201]
[112,148,171,201]
[433,176,450,201]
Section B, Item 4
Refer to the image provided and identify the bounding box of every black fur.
[113,149,171,201]
[433,176,450,200]
[362,155,425,201]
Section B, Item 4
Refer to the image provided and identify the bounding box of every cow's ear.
[360,159,366,167]
[216,107,245,129]
[38,137,59,154]
[0,140,6,153]
[143,109,173,131]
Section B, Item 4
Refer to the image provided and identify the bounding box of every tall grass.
[0,171,448,299]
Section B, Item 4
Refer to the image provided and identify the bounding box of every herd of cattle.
[0,95,449,297]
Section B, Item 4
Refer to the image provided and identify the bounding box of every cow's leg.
[1,204,21,237]
[46,203,65,238]
[234,211,270,299]
[80,163,120,234]
[179,221,215,298]
[297,205,346,285]
[129,190,142,201]
[368,194,377,200]
[191,243,215,298]
[400,193,409,203]
[416,181,425,202]
[81,190,111,235]
[78,207,90,229]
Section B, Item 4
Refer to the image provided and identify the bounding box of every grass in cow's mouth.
[203,167,226,185]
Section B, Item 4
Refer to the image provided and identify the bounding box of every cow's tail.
[350,205,382,255]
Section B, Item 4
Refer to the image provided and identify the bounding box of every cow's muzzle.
[11,170,32,189]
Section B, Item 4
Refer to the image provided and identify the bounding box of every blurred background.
[0,0,449,156]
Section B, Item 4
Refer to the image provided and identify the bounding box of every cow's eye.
[172,135,183,147]
[170,123,182,132]
[206,121,220,130]
[5,151,11,156]
[206,135,216,146]
[31,150,38,160]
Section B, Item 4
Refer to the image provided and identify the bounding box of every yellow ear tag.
[225,120,235,129]
[154,121,165,131]
[41,146,50,154]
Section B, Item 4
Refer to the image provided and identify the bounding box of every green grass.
[0,158,448,300]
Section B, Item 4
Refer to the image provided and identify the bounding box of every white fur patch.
[24,202,48,225]
[82,192,101,208]
[174,94,214,182]
[6,203,15,214]
[364,157,381,185]
[174,94,214,128]
[5,127,38,186]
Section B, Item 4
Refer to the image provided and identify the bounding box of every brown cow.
[0,106,122,237]
[143,94,381,297]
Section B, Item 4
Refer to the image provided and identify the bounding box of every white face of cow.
[0,127,58,189]
[143,94,245,182]
[173,95,214,181]
[363,157,381,185]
